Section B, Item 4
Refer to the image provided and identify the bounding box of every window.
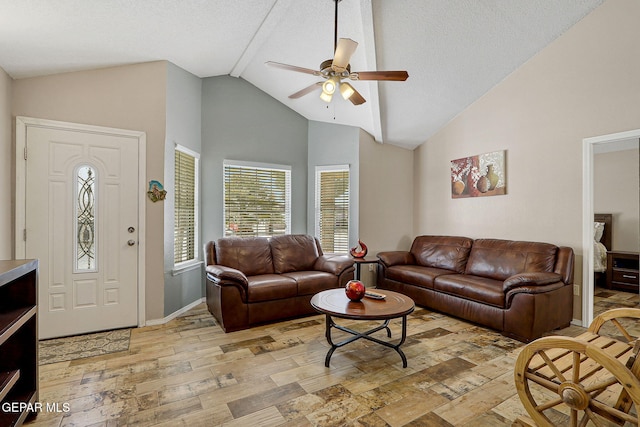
[75,165,97,272]
[174,145,199,266]
[315,165,350,253]
[224,160,291,237]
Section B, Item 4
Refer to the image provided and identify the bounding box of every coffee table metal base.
[323,313,409,368]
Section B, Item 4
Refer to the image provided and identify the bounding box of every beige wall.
[359,129,414,286]
[594,148,640,252]
[11,61,168,320]
[414,0,640,322]
[0,67,12,259]
[359,129,414,253]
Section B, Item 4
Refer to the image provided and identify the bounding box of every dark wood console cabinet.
[606,251,640,293]
[0,260,38,426]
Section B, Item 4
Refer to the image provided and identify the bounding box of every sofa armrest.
[555,246,575,285]
[314,255,355,276]
[377,251,415,268]
[206,265,249,302]
[504,273,567,308]
[503,272,563,293]
[505,281,567,309]
[206,265,249,287]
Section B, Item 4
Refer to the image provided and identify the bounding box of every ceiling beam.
[359,0,383,143]
[230,0,293,78]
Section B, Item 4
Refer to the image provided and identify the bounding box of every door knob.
[127,240,136,246]
[128,227,135,233]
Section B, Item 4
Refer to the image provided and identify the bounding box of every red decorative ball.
[345,280,365,301]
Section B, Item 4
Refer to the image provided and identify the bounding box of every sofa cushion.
[465,239,558,281]
[386,265,455,289]
[434,274,505,308]
[270,234,319,273]
[410,236,473,273]
[247,274,297,302]
[215,237,274,276]
[283,271,338,295]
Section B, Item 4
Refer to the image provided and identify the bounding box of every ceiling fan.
[265,0,408,106]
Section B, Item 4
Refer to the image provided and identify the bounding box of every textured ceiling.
[0,0,604,149]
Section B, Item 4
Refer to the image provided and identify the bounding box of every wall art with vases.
[451,150,506,198]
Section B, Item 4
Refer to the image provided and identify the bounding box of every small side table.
[352,256,379,281]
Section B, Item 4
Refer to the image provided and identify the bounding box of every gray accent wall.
[307,121,360,250]
[164,63,203,316]
[201,76,308,245]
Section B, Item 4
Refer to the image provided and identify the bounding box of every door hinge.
[23,147,27,160]
[23,229,27,241]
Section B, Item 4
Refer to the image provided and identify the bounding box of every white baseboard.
[144,297,205,327]
[571,318,583,327]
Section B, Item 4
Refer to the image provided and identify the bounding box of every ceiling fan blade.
[348,87,366,105]
[332,38,358,72]
[351,70,409,81]
[289,82,322,99]
[265,61,320,76]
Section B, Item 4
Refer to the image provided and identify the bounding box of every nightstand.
[606,251,640,292]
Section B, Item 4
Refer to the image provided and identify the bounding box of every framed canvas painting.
[451,150,506,198]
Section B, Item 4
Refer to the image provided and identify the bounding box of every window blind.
[224,162,291,237]
[315,166,349,253]
[174,149,197,264]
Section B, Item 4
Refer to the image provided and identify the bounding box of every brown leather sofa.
[205,234,355,332]
[377,236,574,342]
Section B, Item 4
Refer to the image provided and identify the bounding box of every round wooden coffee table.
[310,288,415,368]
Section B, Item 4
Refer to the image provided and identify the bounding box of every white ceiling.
[0,0,604,149]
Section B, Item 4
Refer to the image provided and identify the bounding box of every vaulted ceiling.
[0,0,604,149]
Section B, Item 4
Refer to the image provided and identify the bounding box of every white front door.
[23,124,140,339]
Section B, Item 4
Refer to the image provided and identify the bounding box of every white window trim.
[315,164,350,254]
[224,159,292,172]
[173,143,200,272]
[172,260,203,276]
[223,159,292,237]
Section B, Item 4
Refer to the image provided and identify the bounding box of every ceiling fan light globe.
[322,79,336,95]
[319,91,333,103]
[340,82,355,100]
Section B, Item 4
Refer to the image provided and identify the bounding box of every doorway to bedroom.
[583,130,640,327]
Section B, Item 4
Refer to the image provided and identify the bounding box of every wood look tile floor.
[25,286,640,427]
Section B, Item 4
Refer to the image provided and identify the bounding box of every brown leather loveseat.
[377,236,574,342]
[205,234,355,332]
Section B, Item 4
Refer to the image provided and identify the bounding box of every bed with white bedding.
[594,213,612,286]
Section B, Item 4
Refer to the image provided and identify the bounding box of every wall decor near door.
[451,150,506,198]
[147,180,167,202]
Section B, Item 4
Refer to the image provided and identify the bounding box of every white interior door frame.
[582,128,640,327]
[15,116,147,327]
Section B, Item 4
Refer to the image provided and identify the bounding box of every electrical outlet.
[573,284,580,296]
[368,264,375,272]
